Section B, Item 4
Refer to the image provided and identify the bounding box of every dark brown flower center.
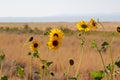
[117,27,120,33]
[54,33,59,37]
[69,59,74,66]
[42,65,45,69]
[34,43,38,48]
[81,24,88,28]
[52,40,58,46]
[92,22,96,26]
[50,72,54,76]
[29,36,33,42]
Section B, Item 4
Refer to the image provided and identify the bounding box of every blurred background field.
[0,22,120,80]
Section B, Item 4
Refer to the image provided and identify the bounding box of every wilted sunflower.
[117,26,120,33]
[89,18,97,30]
[49,29,64,40]
[30,40,40,51]
[47,37,61,50]
[23,36,34,47]
[77,20,90,32]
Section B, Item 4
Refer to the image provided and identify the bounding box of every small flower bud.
[69,59,74,66]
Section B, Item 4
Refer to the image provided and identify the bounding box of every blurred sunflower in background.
[23,36,34,47]
[30,40,40,51]
[89,18,97,30]
[49,29,64,40]
[117,26,120,33]
[47,36,61,50]
[77,20,90,32]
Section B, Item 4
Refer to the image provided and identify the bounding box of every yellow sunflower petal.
[49,28,64,40]
[30,40,40,52]
[89,18,97,30]
[77,20,90,32]
[47,37,61,50]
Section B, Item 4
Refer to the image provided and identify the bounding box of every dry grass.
[0,22,120,80]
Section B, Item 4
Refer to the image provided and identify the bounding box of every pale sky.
[0,0,120,17]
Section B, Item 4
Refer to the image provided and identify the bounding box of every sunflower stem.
[109,36,115,80]
[57,50,65,74]
[30,55,33,80]
[96,45,109,80]
[66,64,70,80]
[75,43,84,78]
[0,61,3,76]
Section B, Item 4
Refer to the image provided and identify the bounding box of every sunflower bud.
[69,59,74,66]
[117,26,120,33]
[50,72,55,76]
[29,36,33,42]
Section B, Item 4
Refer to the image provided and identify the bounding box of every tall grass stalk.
[30,55,33,80]
[57,50,65,73]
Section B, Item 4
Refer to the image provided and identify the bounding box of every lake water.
[0,15,120,22]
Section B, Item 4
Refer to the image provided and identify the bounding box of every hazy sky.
[0,0,120,17]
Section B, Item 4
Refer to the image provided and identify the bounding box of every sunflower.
[117,26,120,33]
[47,37,61,50]
[89,18,97,30]
[23,36,34,47]
[77,20,90,32]
[30,40,40,51]
[49,29,64,40]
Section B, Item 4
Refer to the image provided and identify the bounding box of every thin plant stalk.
[57,50,65,73]
[75,43,84,77]
[30,55,33,80]
[109,36,115,80]
[0,61,3,76]
[66,64,70,80]
[96,45,109,80]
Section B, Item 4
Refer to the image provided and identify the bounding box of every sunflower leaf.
[70,77,77,80]
[16,67,24,78]
[90,70,105,80]
[91,40,97,48]
[115,60,120,68]
[0,49,5,61]
[34,71,42,77]
[33,50,39,58]
[0,75,8,80]
[0,54,5,62]
[41,60,47,64]
[46,61,53,67]
[101,41,109,52]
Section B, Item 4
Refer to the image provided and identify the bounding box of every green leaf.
[41,60,47,64]
[70,77,77,80]
[46,62,53,67]
[16,67,24,77]
[33,50,39,58]
[70,74,80,80]
[91,40,97,48]
[43,32,49,35]
[0,49,5,61]
[34,71,42,77]
[115,60,120,68]
[0,75,8,80]
[101,42,109,52]
[0,54,5,61]
[90,70,105,80]
[106,64,112,71]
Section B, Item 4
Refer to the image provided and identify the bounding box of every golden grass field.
[0,22,120,80]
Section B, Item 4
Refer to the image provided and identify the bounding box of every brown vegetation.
[0,22,120,80]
